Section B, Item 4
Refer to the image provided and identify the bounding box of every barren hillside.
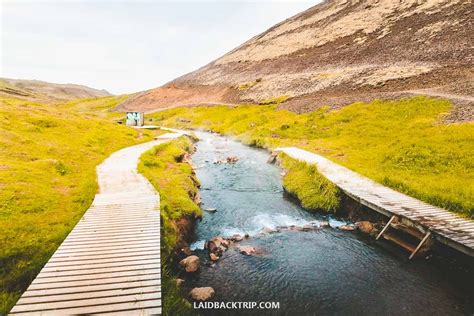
[118,0,473,121]
[0,78,111,103]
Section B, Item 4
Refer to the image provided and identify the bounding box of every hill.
[0,78,111,103]
[118,0,473,122]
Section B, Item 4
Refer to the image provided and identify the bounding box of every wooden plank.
[76,219,159,228]
[79,214,160,222]
[64,231,159,242]
[45,254,160,269]
[68,224,160,234]
[43,257,160,272]
[53,243,160,255]
[10,292,160,313]
[31,270,161,287]
[60,234,160,246]
[99,307,162,315]
[49,250,161,263]
[67,227,158,238]
[16,285,160,305]
[36,262,159,279]
[56,240,160,252]
[51,245,159,258]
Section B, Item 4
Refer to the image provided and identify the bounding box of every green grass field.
[149,96,474,218]
[0,95,160,314]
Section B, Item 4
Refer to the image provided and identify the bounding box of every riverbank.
[138,136,202,315]
[149,96,473,218]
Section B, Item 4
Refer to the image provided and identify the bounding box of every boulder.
[319,221,330,228]
[210,253,219,261]
[356,221,374,234]
[230,234,244,242]
[176,278,185,287]
[180,246,192,256]
[205,236,230,257]
[206,236,230,250]
[190,287,215,301]
[267,152,278,164]
[302,224,316,231]
[179,255,200,273]
[226,156,239,163]
[238,245,256,256]
[338,225,356,231]
[261,227,278,234]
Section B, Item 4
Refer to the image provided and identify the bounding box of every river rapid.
[186,131,473,315]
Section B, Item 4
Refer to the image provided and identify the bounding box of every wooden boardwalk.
[277,147,474,257]
[10,132,183,315]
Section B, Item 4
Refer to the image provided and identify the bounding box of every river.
[186,131,473,315]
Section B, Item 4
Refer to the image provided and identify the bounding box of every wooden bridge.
[276,147,474,258]
[10,132,184,315]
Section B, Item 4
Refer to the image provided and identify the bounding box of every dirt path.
[406,89,474,103]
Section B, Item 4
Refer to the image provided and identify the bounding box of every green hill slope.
[0,95,159,313]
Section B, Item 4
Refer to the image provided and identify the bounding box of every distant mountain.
[0,78,111,103]
[118,0,473,116]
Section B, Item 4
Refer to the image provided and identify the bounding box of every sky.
[1,0,316,94]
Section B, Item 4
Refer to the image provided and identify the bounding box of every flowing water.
[188,131,473,315]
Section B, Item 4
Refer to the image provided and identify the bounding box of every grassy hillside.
[58,94,131,120]
[0,95,158,314]
[0,78,111,103]
[150,96,474,218]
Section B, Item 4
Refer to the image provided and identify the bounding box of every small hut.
[126,112,144,127]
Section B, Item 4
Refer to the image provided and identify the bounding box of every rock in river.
[230,234,244,242]
[356,221,374,234]
[176,278,185,287]
[210,253,220,261]
[238,245,256,256]
[179,255,200,273]
[190,287,215,301]
[226,156,239,163]
[338,225,356,231]
[205,236,230,257]
[261,227,278,234]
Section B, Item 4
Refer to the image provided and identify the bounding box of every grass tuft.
[279,153,340,212]
[238,81,257,91]
[258,95,289,105]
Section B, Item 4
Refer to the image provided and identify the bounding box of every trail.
[10,131,184,315]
